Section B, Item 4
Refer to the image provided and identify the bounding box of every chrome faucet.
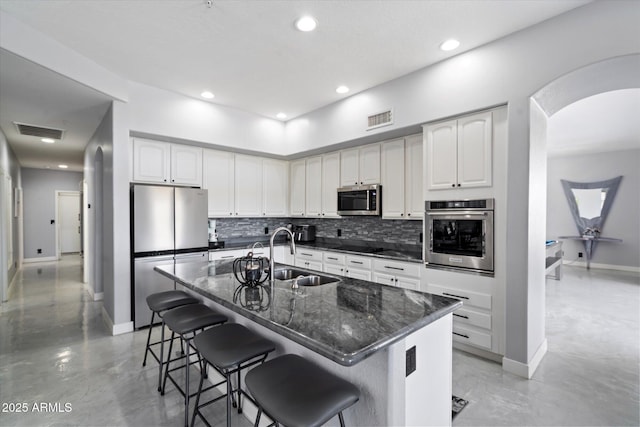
[269,227,296,282]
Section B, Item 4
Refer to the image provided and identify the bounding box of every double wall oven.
[424,199,494,275]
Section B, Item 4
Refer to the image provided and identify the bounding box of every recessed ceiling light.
[295,16,317,32]
[41,138,56,143]
[58,164,68,169]
[276,112,287,120]
[440,39,460,51]
[201,91,215,99]
[336,86,349,94]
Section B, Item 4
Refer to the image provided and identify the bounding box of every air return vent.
[367,109,393,130]
[14,122,65,140]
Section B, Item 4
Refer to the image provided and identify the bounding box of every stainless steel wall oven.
[424,199,494,275]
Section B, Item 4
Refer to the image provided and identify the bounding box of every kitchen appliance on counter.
[131,184,208,328]
[293,224,316,242]
[337,184,381,216]
[424,198,494,275]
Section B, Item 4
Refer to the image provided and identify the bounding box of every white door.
[358,144,381,185]
[425,119,458,190]
[132,138,170,183]
[457,111,493,188]
[289,159,306,217]
[262,159,289,216]
[305,156,322,217]
[321,152,341,217]
[58,191,81,254]
[170,144,203,186]
[234,155,263,216]
[404,134,424,219]
[381,138,405,219]
[203,149,235,217]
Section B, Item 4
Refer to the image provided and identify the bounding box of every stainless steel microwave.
[337,184,381,216]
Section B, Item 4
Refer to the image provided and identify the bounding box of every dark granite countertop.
[210,237,423,263]
[155,260,461,366]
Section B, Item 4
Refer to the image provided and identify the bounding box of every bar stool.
[143,290,199,372]
[162,303,228,427]
[190,323,276,427]
[245,354,360,427]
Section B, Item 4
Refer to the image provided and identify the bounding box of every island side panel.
[178,283,391,426]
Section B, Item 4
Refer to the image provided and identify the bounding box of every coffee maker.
[293,225,316,242]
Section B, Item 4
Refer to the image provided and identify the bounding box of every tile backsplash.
[213,217,423,245]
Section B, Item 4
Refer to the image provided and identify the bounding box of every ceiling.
[4,0,632,173]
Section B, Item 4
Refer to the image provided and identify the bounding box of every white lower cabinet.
[373,259,421,290]
[345,255,372,281]
[323,252,346,276]
[294,249,323,271]
[426,283,493,351]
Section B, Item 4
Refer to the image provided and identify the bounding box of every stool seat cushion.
[163,304,227,334]
[146,290,199,312]
[245,354,360,427]
[194,323,275,370]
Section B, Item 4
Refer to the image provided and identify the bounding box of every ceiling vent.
[14,122,65,140]
[367,109,393,131]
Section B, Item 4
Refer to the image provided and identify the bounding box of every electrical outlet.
[337,229,342,237]
[419,232,423,243]
[578,252,583,258]
[264,227,269,235]
[406,346,416,377]
[37,249,42,254]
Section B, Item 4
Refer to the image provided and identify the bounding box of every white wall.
[547,149,640,269]
[0,129,21,302]
[21,168,82,260]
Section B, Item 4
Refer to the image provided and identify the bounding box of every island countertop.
[155,260,461,366]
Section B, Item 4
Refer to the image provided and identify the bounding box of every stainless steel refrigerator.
[131,184,208,328]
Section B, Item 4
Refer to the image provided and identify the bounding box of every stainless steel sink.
[273,268,338,286]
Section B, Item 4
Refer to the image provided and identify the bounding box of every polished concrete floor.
[0,255,638,426]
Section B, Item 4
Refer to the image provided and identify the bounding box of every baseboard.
[502,338,548,379]
[101,306,133,336]
[563,260,640,273]
[23,256,58,264]
[84,283,104,301]
[453,342,503,363]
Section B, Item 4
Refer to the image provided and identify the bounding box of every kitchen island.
[155,259,461,426]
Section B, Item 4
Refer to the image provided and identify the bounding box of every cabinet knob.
[457,183,461,187]
[407,213,411,216]
[451,184,456,187]
[401,213,403,216]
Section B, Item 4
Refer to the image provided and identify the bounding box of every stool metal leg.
[142,311,156,367]
[338,412,346,427]
[253,408,261,427]
[184,335,192,427]
[161,331,176,395]
[158,320,167,392]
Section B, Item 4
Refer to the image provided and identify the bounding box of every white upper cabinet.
[340,144,381,186]
[132,138,202,186]
[262,158,289,217]
[321,152,341,218]
[381,135,423,220]
[381,138,406,219]
[170,144,203,186]
[234,154,263,217]
[203,149,235,217]
[289,159,306,217]
[305,156,323,217]
[404,134,424,219]
[424,111,492,190]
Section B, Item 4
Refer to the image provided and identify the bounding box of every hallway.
[1,256,638,426]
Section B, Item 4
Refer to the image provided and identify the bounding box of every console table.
[558,236,623,269]
[545,241,563,280]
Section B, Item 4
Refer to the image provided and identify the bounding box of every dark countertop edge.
[154,266,462,367]
[210,240,423,264]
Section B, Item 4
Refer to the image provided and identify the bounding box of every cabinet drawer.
[295,249,323,262]
[323,252,346,266]
[452,307,491,330]
[373,259,420,278]
[452,324,492,350]
[427,284,491,311]
[346,255,372,269]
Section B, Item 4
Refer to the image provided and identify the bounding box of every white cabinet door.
[340,148,360,186]
[404,134,424,219]
[358,143,381,185]
[170,144,202,186]
[262,159,289,217]
[203,149,235,217]
[374,272,397,287]
[289,159,306,217]
[132,138,170,183]
[425,119,458,190]
[321,152,341,217]
[457,111,492,188]
[324,264,345,276]
[381,138,405,219]
[234,155,263,217]
[305,156,322,217]
[346,268,371,281]
[397,276,420,291]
